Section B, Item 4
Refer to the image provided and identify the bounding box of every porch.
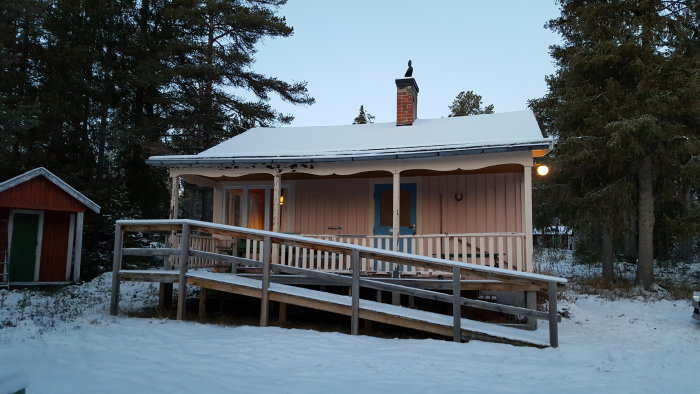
[163,151,539,275]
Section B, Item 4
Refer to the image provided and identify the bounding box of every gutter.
[146,140,554,167]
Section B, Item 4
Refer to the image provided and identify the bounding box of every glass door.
[224,187,287,231]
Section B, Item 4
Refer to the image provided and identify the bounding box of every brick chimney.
[395,77,419,126]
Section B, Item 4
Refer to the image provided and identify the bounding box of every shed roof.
[0,167,101,213]
[147,110,552,165]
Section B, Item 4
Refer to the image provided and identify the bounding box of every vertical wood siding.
[293,179,370,234]
[39,211,71,281]
[419,173,522,234]
[0,177,87,212]
[291,173,522,235]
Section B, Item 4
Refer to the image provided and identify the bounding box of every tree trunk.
[623,208,637,262]
[678,187,693,261]
[635,156,655,287]
[601,224,614,281]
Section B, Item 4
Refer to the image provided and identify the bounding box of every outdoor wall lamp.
[536,165,550,176]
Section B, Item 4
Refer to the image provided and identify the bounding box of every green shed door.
[9,213,41,282]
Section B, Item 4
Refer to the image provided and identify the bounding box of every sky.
[252,0,563,127]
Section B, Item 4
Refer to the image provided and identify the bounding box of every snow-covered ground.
[1,258,699,394]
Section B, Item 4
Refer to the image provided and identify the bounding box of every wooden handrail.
[112,219,565,347]
[117,219,566,286]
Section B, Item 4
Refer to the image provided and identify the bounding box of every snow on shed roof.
[148,110,551,165]
[0,167,101,213]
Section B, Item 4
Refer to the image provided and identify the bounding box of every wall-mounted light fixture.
[279,195,285,205]
[536,165,550,176]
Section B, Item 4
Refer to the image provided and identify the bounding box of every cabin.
[147,76,551,275]
[0,168,100,285]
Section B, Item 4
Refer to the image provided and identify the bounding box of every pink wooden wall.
[292,173,523,235]
[293,179,370,235]
[418,173,522,234]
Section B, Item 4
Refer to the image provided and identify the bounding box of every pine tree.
[0,0,45,178]
[353,105,375,124]
[535,0,700,286]
[448,91,494,117]
[0,0,315,278]
[163,0,315,154]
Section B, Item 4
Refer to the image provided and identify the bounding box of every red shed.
[0,168,100,285]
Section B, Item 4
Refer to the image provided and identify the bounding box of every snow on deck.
[187,271,549,347]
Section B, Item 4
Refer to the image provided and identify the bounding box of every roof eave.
[146,141,553,167]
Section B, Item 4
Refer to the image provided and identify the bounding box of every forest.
[0,0,313,276]
[530,0,700,285]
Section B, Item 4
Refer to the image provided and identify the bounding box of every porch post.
[170,175,179,221]
[161,174,179,309]
[272,172,281,263]
[522,165,533,272]
[392,171,400,252]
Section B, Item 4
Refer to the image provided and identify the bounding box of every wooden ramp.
[111,219,567,348]
[119,269,549,348]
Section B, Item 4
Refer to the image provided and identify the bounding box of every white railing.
[175,232,528,273]
[301,233,528,273]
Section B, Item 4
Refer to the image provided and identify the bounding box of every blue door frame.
[373,183,416,271]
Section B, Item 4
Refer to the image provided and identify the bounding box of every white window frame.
[222,184,292,232]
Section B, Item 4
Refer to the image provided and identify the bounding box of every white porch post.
[162,174,179,309]
[272,172,281,263]
[392,171,400,252]
[167,175,180,268]
[522,165,533,272]
[211,185,223,223]
[170,175,179,220]
[72,212,84,282]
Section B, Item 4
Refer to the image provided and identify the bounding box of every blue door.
[373,183,417,237]
[373,183,416,271]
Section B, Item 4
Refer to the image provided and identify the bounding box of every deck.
[111,219,567,348]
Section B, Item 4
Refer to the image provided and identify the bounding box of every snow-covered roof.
[0,167,101,213]
[148,110,551,165]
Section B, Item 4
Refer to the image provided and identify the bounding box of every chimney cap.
[395,77,419,93]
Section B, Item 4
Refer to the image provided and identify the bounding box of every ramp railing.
[110,219,567,347]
